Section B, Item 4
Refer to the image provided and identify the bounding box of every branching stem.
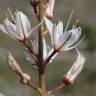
[27,82,43,95]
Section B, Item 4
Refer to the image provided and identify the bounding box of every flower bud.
[30,0,39,13]
[46,0,55,19]
[20,73,31,85]
[30,0,39,6]
[8,53,32,85]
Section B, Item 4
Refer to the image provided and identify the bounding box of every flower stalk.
[0,0,86,96]
[50,83,65,95]
[38,0,46,95]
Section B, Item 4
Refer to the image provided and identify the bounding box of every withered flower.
[63,49,86,85]
[8,53,31,85]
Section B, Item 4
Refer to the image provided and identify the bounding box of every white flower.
[46,0,55,19]
[44,17,81,51]
[0,10,42,41]
[24,37,56,68]
[63,49,86,85]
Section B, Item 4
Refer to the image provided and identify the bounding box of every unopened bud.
[30,0,39,13]
[46,0,55,20]
[20,73,31,85]
[30,0,39,6]
[8,53,32,85]
[8,52,23,74]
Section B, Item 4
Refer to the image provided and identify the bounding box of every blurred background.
[0,0,96,96]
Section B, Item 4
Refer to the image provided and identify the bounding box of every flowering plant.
[0,0,86,96]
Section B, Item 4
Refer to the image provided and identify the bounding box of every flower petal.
[56,20,63,35]
[53,20,64,48]
[31,40,38,54]
[44,17,54,36]
[24,49,38,68]
[57,31,72,49]
[45,17,57,46]
[61,27,81,51]
[3,18,17,39]
[16,11,31,39]
[0,24,7,33]
[66,49,86,81]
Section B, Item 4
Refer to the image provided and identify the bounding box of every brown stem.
[38,0,46,96]
[23,41,36,56]
[27,82,43,95]
[50,83,65,95]
[43,50,56,67]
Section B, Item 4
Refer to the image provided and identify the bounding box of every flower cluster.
[0,1,85,88]
[0,8,85,79]
[44,17,81,51]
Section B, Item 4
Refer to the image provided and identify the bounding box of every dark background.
[0,0,96,96]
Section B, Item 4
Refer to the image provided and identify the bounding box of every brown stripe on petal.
[18,12,26,41]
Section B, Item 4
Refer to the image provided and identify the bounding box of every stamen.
[75,19,80,27]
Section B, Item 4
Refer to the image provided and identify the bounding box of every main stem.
[38,0,46,96]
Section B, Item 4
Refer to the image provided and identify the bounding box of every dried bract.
[63,49,86,85]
